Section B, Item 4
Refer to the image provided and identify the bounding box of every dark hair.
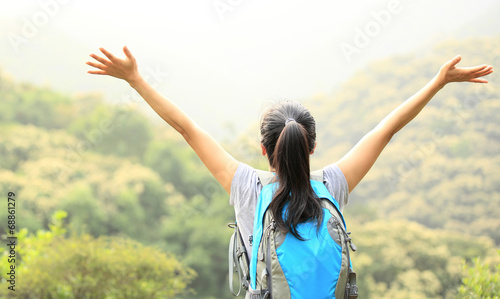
[260,100,323,240]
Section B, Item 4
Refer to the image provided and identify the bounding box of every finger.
[475,69,494,78]
[463,64,489,74]
[86,61,108,71]
[473,65,493,75]
[448,55,461,68]
[468,78,488,83]
[89,53,112,66]
[123,46,135,61]
[99,47,119,63]
[87,70,108,75]
[470,67,493,79]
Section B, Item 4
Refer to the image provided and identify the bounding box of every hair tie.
[285,118,296,125]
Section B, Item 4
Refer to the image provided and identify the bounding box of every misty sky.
[1,0,499,137]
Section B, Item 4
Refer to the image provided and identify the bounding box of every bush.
[0,211,196,298]
[458,250,500,299]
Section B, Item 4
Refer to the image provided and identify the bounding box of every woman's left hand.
[437,55,493,86]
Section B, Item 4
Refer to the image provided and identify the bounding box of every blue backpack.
[228,170,358,299]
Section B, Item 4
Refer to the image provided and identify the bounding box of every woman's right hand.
[86,46,142,85]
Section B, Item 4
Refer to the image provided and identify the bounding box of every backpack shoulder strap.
[228,222,249,296]
[310,179,347,229]
[250,181,276,290]
[311,169,324,183]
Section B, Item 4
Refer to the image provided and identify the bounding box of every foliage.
[458,250,500,299]
[349,219,497,298]
[67,102,153,160]
[0,124,174,243]
[0,76,153,161]
[144,137,219,200]
[0,211,195,298]
[160,189,235,298]
[0,122,233,297]
[0,77,75,129]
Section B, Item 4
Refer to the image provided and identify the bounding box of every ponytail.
[268,118,323,240]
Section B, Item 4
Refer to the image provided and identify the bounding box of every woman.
[86,47,492,296]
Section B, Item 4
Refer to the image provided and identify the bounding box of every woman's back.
[229,163,349,262]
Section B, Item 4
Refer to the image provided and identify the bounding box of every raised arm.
[86,46,239,194]
[336,56,493,193]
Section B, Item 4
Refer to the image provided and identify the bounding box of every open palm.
[438,55,493,84]
[86,46,140,83]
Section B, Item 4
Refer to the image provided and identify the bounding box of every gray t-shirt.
[229,162,350,261]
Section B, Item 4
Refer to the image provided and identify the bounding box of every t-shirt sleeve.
[322,163,350,212]
[229,163,261,260]
[229,162,259,210]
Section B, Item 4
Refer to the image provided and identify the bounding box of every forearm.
[376,75,445,136]
[129,76,238,192]
[129,76,195,136]
[335,56,492,193]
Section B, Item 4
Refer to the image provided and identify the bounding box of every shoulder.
[230,162,255,190]
[322,163,347,183]
[229,162,270,206]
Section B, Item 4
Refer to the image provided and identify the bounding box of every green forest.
[0,37,499,298]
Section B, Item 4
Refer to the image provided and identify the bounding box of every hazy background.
[1,0,499,135]
[1,1,500,298]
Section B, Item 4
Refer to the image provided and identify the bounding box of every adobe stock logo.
[340,0,403,63]
[8,0,70,52]
[213,0,244,21]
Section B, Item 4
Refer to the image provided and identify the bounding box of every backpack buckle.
[346,270,358,298]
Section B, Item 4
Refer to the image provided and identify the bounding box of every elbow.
[372,125,395,145]
[375,117,403,142]
[387,129,397,142]
[174,120,192,141]
[180,122,199,145]
[180,130,191,144]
